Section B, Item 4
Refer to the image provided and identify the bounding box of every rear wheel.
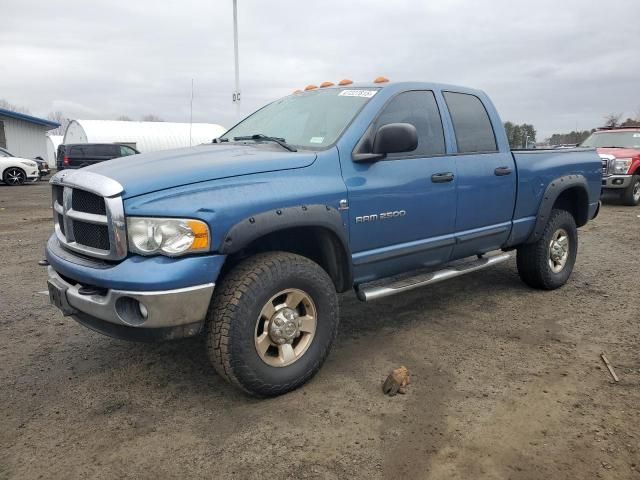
[3,167,26,186]
[622,174,640,206]
[516,209,577,290]
[206,251,339,397]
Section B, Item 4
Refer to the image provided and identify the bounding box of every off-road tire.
[516,209,577,290]
[205,251,339,397]
[621,174,640,206]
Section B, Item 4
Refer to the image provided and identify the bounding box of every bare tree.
[0,98,30,114]
[47,111,70,135]
[116,115,132,121]
[603,113,622,128]
[141,114,164,122]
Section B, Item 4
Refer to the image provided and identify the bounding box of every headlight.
[613,158,632,174]
[127,217,210,256]
[20,161,36,167]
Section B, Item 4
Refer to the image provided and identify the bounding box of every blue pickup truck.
[46,80,601,396]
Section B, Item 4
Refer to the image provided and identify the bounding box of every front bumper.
[45,234,225,341]
[48,267,214,341]
[602,174,632,189]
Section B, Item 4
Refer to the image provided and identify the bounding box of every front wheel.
[206,252,339,397]
[622,174,640,206]
[516,209,577,290]
[3,167,26,186]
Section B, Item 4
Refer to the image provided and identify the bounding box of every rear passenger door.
[443,91,517,259]
[342,90,458,282]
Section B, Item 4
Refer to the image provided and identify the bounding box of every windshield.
[221,87,379,149]
[581,131,640,149]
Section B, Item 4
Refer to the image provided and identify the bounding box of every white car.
[0,147,40,186]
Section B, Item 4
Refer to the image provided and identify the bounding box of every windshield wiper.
[233,134,297,152]
[212,137,229,143]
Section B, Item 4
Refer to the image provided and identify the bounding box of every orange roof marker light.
[373,76,389,83]
[320,81,335,88]
[304,84,318,91]
[338,79,353,86]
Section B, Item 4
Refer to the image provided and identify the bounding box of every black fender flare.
[219,204,353,288]
[526,174,589,244]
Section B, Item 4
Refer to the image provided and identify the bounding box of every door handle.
[494,166,512,176]
[431,172,455,183]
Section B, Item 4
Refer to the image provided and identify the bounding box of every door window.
[119,145,136,156]
[443,92,497,153]
[373,91,445,157]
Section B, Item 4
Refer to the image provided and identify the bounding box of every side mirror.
[373,123,418,155]
[352,122,419,163]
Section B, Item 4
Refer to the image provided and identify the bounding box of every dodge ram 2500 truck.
[46,80,602,396]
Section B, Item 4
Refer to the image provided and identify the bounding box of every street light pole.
[232,0,241,115]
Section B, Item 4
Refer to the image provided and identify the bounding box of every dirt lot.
[1,180,639,480]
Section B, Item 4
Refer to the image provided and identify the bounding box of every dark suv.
[56,143,139,170]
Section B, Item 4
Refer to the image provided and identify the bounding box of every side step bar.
[356,253,512,302]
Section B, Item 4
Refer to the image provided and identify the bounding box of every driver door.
[339,90,458,283]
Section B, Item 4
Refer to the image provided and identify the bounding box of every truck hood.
[85,143,317,198]
[597,147,640,159]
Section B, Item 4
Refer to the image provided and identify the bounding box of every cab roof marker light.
[293,89,303,94]
[338,79,353,86]
[320,81,335,88]
[373,76,389,83]
[304,85,318,91]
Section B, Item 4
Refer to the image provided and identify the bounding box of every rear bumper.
[48,267,214,341]
[602,174,632,189]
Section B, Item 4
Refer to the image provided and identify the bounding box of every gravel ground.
[1,181,639,480]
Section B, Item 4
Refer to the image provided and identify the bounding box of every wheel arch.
[526,175,590,244]
[219,205,353,292]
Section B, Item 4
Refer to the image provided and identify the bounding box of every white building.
[0,108,61,159]
[45,135,63,164]
[63,120,226,153]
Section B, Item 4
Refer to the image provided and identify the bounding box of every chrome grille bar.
[50,170,127,261]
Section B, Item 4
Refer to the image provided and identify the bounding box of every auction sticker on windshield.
[338,89,377,98]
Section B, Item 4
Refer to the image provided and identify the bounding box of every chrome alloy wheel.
[5,168,25,185]
[254,289,317,367]
[633,179,640,203]
[548,228,569,273]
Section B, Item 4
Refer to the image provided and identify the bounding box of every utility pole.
[189,78,194,147]
[232,0,241,116]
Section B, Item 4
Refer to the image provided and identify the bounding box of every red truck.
[581,126,640,206]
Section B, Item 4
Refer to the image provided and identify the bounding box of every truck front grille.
[71,189,106,215]
[72,220,110,250]
[51,182,126,260]
[602,158,609,176]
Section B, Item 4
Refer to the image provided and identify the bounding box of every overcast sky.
[2,0,639,139]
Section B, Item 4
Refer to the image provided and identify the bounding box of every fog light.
[115,297,148,326]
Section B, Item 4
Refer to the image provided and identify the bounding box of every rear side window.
[443,92,497,153]
[374,91,445,157]
[69,145,116,157]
